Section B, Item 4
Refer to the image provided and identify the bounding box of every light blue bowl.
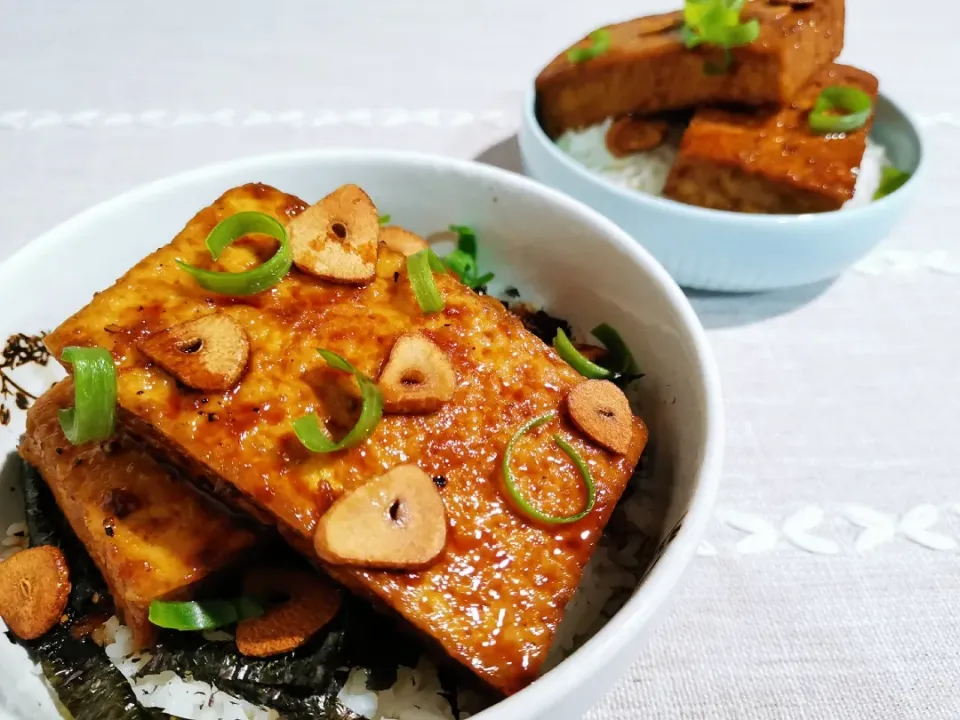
[519,87,925,292]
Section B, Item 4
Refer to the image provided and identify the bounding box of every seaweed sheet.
[11,458,169,720]
[12,458,476,719]
[142,587,432,719]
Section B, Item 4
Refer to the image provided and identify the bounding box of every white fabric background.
[1,0,959,717]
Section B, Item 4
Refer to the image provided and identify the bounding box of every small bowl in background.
[519,87,925,292]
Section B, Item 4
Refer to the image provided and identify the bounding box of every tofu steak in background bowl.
[520,0,924,292]
[0,150,722,720]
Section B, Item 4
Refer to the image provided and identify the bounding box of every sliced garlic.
[313,464,447,570]
[288,184,379,284]
[378,333,456,414]
[0,545,71,640]
[138,313,249,391]
[566,379,633,454]
[236,567,342,657]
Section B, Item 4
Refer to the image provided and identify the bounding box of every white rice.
[556,118,890,208]
[557,118,679,197]
[338,660,456,720]
[1,521,29,561]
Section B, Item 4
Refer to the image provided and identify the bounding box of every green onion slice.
[293,350,384,453]
[58,347,117,445]
[501,413,596,525]
[682,0,759,71]
[873,165,912,200]
[591,324,640,375]
[407,248,447,313]
[378,214,391,225]
[177,211,291,296]
[443,225,495,289]
[148,597,264,631]
[808,86,873,134]
[553,329,612,379]
[567,29,611,64]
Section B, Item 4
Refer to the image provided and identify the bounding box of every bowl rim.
[0,148,725,719]
[521,84,926,226]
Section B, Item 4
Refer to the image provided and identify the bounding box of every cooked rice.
[557,118,678,197]
[1,521,29,561]
[556,118,890,208]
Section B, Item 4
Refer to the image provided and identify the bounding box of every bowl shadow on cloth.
[474,136,834,330]
[684,279,834,329]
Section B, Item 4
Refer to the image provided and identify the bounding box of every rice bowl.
[0,150,723,720]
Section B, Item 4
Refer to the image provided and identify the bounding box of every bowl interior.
[871,95,923,175]
[0,151,720,718]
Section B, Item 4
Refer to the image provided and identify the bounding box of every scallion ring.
[378,214,391,225]
[590,323,640,376]
[58,347,117,445]
[809,86,873,134]
[148,597,264,631]
[293,350,384,453]
[177,211,291,296]
[567,29,611,64]
[553,329,612,379]
[501,413,596,525]
[407,248,447,313]
[873,165,912,200]
[682,0,758,74]
[443,224,495,290]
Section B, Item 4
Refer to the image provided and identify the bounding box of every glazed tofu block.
[18,380,257,647]
[44,184,648,694]
[663,63,879,213]
[536,0,845,137]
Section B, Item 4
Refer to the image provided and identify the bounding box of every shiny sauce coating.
[45,183,648,694]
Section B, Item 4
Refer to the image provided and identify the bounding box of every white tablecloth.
[2,1,958,717]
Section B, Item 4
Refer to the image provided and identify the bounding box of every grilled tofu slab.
[18,380,257,647]
[536,0,845,137]
[44,183,648,694]
[664,63,879,213]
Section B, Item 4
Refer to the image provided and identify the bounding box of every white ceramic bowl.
[519,87,925,292]
[0,150,723,720]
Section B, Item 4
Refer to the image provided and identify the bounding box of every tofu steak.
[45,184,649,694]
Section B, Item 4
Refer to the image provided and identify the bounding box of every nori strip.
[19,623,170,720]
[143,618,345,691]
[9,456,171,720]
[142,597,424,718]
[12,456,489,719]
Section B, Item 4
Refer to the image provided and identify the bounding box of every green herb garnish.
[567,29,611,64]
[58,347,117,445]
[501,413,596,525]
[809,86,873,134]
[443,225,495,289]
[681,0,759,73]
[293,350,384,453]
[177,211,291,296]
[407,248,448,313]
[148,597,264,631]
[873,165,912,200]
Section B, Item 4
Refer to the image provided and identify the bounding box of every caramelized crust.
[44,184,648,693]
[536,0,845,137]
[664,63,879,213]
[18,381,256,646]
